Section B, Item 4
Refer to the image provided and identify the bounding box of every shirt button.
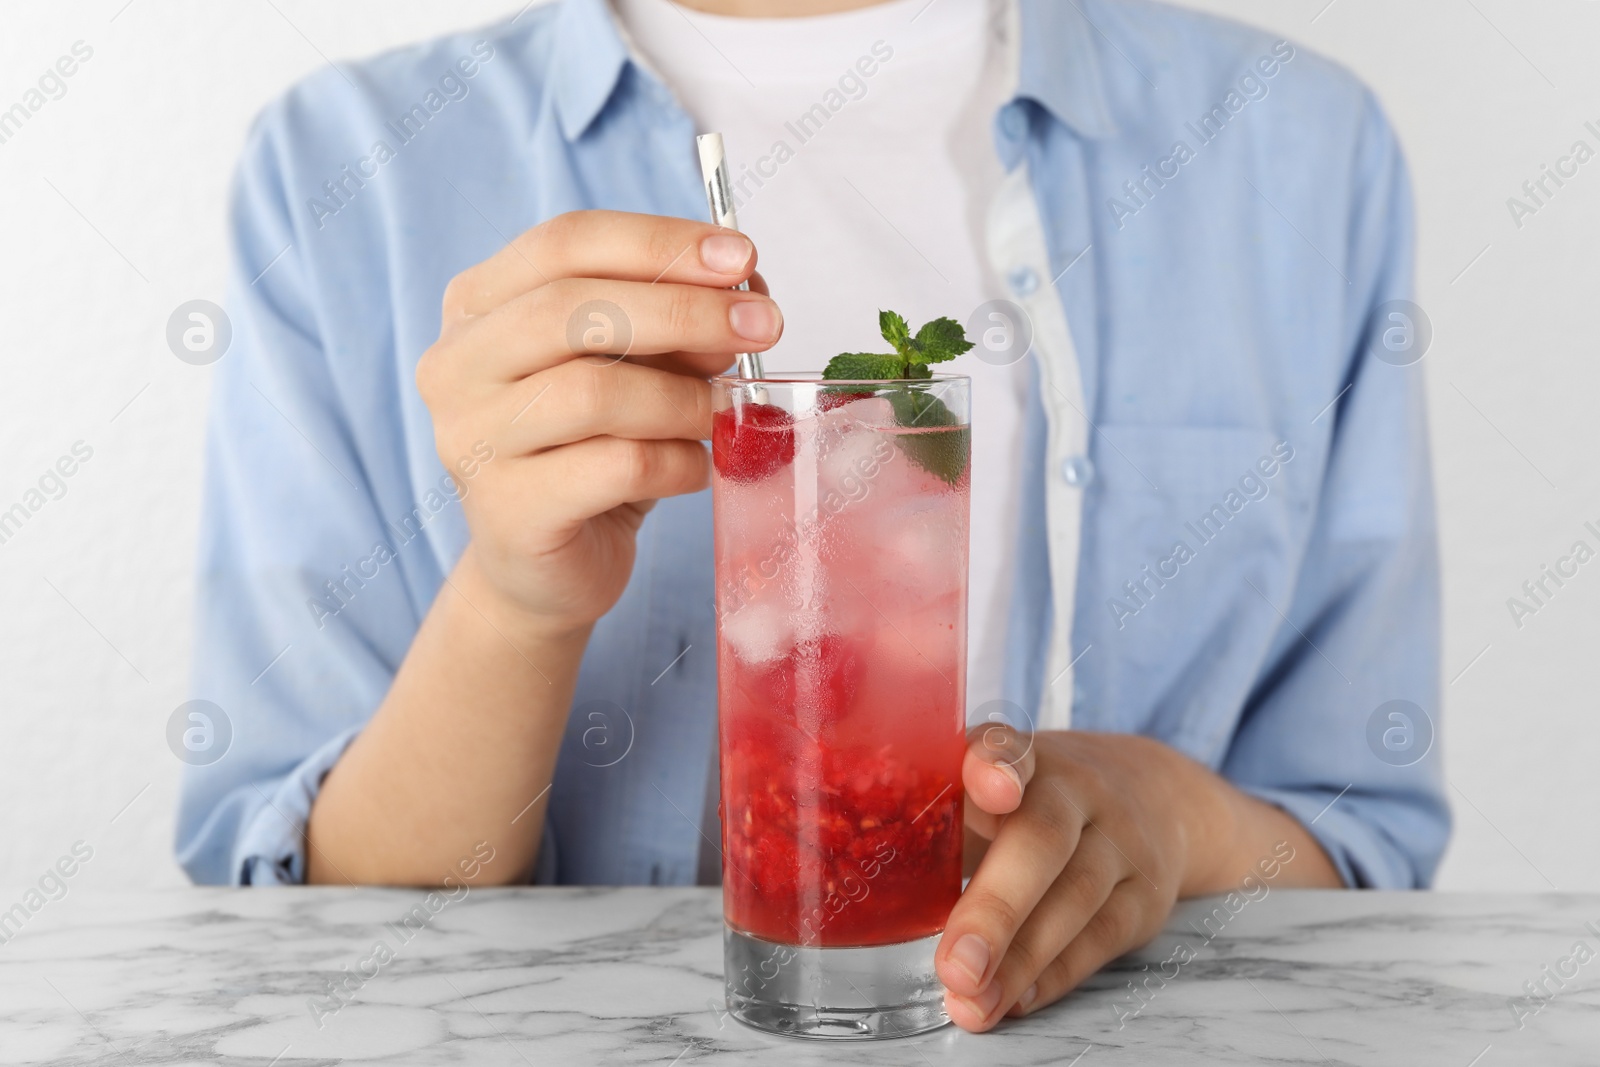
[1061,454,1094,487]
[1007,265,1040,298]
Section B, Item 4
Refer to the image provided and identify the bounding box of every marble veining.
[1,888,1596,1065]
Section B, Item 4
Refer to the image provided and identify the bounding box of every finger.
[520,436,712,527]
[963,723,1036,818]
[445,210,759,319]
[935,780,1083,1001]
[1007,884,1152,1022]
[499,360,711,454]
[970,833,1125,1027]
[623,273,773,379]
[629,270,772,377]
[439,277,783,383]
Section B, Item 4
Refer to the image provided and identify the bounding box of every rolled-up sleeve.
[175,101,427,885]
[1222,91,1450,889]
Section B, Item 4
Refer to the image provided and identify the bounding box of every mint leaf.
[904,426,969,484]
[823,353,907,380]
[913,317,973,364]
[879,310,913,357]
[889,388,956,429]
[887,389,969,485]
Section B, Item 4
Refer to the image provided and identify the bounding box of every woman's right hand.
[416,209,783,634]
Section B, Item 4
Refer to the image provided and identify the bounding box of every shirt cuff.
[236,726,362,886]
[1237,784,1417,890]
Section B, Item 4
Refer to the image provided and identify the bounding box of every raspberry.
[712,402,795,482]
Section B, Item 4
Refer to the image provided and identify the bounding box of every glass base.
[723,926,950,1040]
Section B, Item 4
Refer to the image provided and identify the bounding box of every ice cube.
[879,496,967,573]
[721,599,795,666]
[817,421,894,504]
[825,396,896,430]
[833,492,968,625]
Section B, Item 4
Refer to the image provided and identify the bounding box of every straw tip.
[696,132,726,172]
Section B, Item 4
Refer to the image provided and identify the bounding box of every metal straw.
[696,132,765,381]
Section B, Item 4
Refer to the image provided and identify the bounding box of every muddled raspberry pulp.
[721,646,964,946]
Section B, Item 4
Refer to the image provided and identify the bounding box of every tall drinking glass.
[712,373,970,1039]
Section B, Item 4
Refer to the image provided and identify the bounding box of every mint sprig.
[821,309,972,484]
[823,310,974,381]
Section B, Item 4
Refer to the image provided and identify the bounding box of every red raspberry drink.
[712,374,970,1039]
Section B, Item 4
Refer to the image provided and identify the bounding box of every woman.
[178,0,1447,1031]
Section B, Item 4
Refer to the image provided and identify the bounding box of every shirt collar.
[549,0,634,141]
[1013,0,1118,140]
[546,0,1119,143]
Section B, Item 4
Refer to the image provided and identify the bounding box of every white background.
[0,0,1595,899]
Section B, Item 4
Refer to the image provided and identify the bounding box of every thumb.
[962,722,1034,817]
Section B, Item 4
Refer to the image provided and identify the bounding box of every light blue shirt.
[177,0,1448,890]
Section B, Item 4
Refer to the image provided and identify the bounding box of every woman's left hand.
[935,726,1335,1031]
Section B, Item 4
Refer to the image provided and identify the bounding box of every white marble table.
[1,887,1595,1065]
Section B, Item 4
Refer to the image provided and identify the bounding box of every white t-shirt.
[613,0,1027,715]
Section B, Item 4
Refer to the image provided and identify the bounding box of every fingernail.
[1017,983,1037,1014]
[948,933,991,988]
[993,760,1024,794]
[701,233,753,274]
[729,299,782,343]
